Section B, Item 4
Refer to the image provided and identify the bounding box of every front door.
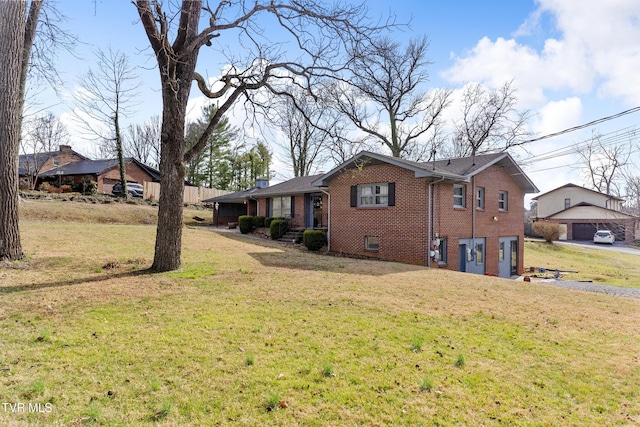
[498,237,518,278]
[458,238,485,275]
[304,194,314,228]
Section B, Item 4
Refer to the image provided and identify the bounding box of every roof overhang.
[312,151,465,187]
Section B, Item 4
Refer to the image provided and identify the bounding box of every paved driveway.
[557,240,640,255]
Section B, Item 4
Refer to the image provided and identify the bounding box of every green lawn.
[525,239,640,287]
[1,201,639,426]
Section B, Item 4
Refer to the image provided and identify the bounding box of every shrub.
[238,215,255,234]
[60,184,73,193]
[270,219,288,240]
[39,182,51,192]
[533,221,564,243]
[254,215,266,228]
[303,229,327,251]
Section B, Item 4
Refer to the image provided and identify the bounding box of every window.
[564,198,570,209]
[436,238,447,264]
[476,187,485,210]
[453,184,466,208]
[53,157,60,166]
[365,236,380,251]
[498,191,508,211]
[271,196,291,218]
[359,183,388,207]
[499,242,505,261]
[351,183,395,208]
[476,243,484,265]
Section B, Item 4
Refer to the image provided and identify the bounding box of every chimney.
[59,145,72,153]
[255,178,269,189]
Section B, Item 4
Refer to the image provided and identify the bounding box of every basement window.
[365,236,380,251]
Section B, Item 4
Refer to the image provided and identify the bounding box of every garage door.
[573,223,597,240]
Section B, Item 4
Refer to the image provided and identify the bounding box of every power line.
[520,126,640,165]
[517,105,640,145]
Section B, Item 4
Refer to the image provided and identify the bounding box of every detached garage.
[542,203,637,242]
[571,222,626,241]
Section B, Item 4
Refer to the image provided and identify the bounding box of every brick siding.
[328,163,525,275]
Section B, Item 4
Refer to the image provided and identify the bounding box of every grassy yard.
[1,200,639,426]
[524,240,640,287]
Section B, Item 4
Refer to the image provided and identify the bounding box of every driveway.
[557,240,640,255]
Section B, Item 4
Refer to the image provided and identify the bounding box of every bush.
[270,219,288,240]
[238,215,255,234]
[265,217,283,228]
[533,221,564,243]
[254,216,266,228]
[39,182,51,192]
[303,229,327,251]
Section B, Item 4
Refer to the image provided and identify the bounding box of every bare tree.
[20,112,70,189]
[624,175,640,216]
[270,87,339,176]
[125,115,161,169]
[577,130,633,197]
[133,0,389,271]
[449,81,532,162]
[1,0,77,261]
[0,0,41,261]
[73,47,141,199]
[329,36,451,160]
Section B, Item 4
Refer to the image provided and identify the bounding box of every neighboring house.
[18,144,88,189]
[312,151,538,278]
[38,158,159,194]
[531,183,639,241]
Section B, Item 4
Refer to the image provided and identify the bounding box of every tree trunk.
[0,1,27,261]
[114,111,128,200]
[150,58,196,272]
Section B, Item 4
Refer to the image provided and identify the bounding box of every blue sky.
[38,1,640,201]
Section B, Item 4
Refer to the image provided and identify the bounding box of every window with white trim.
[365,236,380,251]
[453,184,466,208]
[498,191,508,211]
[359,183,388,207]
[564,198,570,209]
[476,187,485,210]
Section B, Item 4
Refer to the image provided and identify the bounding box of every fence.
[143,182,230,204]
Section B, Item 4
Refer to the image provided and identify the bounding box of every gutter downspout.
[320,188,330,252]
[427,176,445,268]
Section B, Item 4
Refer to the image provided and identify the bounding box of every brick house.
[531,183,639,241]
[312,151,538,278]
[18,144,88,189]
[38,158,159,194]
[206,176,328,229]
[252,175,328,229]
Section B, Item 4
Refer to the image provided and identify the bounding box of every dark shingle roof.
[252,175,323,197]
[39,158,160,180]
[203,187,262,204]
[203,175,324,204]
[531,183,623,201]
[313,151,538,194]
[18,148,89,176]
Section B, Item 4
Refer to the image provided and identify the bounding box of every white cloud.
[442,0,640,107]
[532,97,583,136]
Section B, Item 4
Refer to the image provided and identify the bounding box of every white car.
[593,230,615,244]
